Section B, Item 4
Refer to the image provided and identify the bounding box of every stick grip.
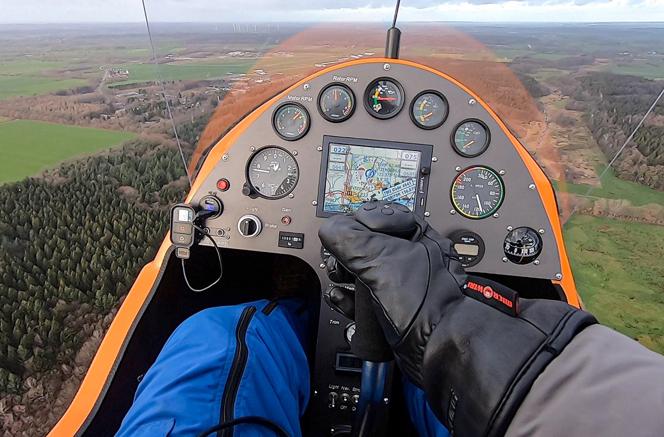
[351,281,393,362]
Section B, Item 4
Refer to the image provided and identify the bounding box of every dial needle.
[464,140,475,148]
[475,194,484,213]
[253,168,270,173]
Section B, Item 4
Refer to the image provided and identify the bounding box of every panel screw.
[493,213,500,218]
[250,146,256,152]
[555,273,563,280]
[533,260,540,265]
[312,200,318,206]
[222,154,229,161]
[293,150,298,156]
[303,83,310,90]
[507,225,513,231]
[502,257,508,263]
[538,228,545,234]
[450,209,456,215]
[424,211,431,217]
[288,193,294,199]
[529,183,536,190]
[317,146,323,152]
[319,263,326,269]
[499,169,506,175]
[383,63,391,71]
[468,98,476,105]
[455,166,462,172]
[432,156,438,162]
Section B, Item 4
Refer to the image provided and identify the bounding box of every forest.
[577,72,664,190]
[0,140,187,433]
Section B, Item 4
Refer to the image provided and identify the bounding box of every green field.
[0,120,135,183]
[554,166,664,206]
[108,60,256,87]
[0,75,89,100]
[601,61,664,80]
[564,215,664,353]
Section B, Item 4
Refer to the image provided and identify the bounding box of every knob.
[237,215,262,238]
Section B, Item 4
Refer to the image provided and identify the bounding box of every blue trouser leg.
[117,299,311,437]
[117,297,448,436]
[402,379,451,437]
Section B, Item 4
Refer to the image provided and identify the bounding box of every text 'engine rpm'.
[273,103,310,141]
[319,84,355,122]
[247,147,299,199]
[451,166,504,219]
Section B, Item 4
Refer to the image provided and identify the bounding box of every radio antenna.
[385,0,402,59]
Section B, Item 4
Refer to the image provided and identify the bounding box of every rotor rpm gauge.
[504,227,542,264]
[452,120,490,157]
[364,78,404,119]
[273,103,310,141]
[410,90,448,129]
[451,166,504,219]
[247,147,299,199]
[318,84,355,122]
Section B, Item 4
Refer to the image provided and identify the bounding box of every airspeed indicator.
[451,166,504,219]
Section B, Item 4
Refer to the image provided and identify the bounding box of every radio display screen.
[317,137,432,216]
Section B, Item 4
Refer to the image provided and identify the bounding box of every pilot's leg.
[403,379,451,437]
[117,299,312,437]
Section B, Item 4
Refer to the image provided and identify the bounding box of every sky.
[0,0,663,23]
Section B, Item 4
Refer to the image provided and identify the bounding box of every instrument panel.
[192,61,563,281]
[187,60,569,435]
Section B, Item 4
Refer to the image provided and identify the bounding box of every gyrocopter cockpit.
[43,2,664,437]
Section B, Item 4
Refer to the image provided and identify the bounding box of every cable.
[141,0,192,187]
[567,85,664,220]
[181,225,223,293]
[392,0,401,28]
[196,415,289,437]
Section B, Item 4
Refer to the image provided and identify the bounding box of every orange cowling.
[48,58,579,436]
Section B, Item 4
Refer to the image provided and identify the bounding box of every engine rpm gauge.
[451,166,504,219]
[452,120,490,157]
[318,84,355,122]
[247,147,299,199]
[364,78,404,119]
[410,90,448,129]
[273,103,310,141]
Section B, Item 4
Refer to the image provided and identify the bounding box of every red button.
[281,216,292,225]
[216,178,230,191]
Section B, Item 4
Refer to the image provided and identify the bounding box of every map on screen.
[322,143,422,213]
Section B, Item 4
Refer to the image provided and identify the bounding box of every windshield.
[0,1,662,434]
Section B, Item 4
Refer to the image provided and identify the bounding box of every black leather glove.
[319,203,597,437]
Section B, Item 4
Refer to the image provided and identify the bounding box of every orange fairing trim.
[50,58,579,437]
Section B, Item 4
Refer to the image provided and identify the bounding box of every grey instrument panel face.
[193,62,562,280]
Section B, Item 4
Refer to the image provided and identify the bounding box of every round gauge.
[272,103,310,141]
[451,166,504,219]
[364,78,404,119]
[247,147,299,199]
[504,227,542,264]
[452,120,491,157]
[410,90,448,129]
[449,230,485,268]
[318,84,355,122]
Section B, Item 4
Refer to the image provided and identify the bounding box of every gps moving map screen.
[322,141,423,214]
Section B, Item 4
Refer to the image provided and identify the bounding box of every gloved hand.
[319,204,597,437]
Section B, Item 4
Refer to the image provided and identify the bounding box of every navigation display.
[321,141,423,214]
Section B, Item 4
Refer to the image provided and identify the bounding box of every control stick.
[322,201,420,437]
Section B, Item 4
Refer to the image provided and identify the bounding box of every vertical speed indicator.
[451,166,504,219]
